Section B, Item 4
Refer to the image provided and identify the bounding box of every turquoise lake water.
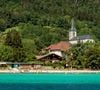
[0,73,100,90]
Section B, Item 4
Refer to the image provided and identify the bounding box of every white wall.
[81,39,94,43]
[69,40,78,44]
[69,39,94,45]
[69,31,77,40]
[50,50,63,57]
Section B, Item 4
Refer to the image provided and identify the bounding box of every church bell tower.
[69,18,77,40]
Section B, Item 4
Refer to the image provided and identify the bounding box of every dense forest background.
[0,0,100,64]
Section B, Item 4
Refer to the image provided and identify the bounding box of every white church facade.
[69,19,94,45]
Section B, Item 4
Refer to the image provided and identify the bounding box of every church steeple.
[69,18,77,40]
[71,18,76,31]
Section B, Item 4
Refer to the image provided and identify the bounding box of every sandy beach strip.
[0,69,100,73]
[29,70,100,73]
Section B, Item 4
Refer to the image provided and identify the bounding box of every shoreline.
[0,69,100,73]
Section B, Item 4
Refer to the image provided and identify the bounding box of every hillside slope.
[0,0,100,51]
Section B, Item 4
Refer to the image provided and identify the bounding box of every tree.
[5,29,23,48]
[12,48,26,62]
[0,44,13,62]
[4,29,26,62]
[85,45,100,70]
[67,42,100,70]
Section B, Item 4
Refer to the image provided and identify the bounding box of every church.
[69,19,94,44]
[37,19,94,61]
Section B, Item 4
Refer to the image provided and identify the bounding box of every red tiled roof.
[45,41,71,51]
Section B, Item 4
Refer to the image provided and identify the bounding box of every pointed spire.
[71,18,76,31]
[71,18,74,28]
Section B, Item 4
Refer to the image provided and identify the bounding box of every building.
[69,19,94,44]
[37,18,94,61]
[0,62,43,70]
[37,41,71,62]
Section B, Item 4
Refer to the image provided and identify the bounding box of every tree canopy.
[67,42,100,70]
[0,0,99,69]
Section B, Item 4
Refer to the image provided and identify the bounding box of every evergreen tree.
[5,29,22,48]
[4,29,26,62]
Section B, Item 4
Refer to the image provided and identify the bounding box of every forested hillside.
[0,0,100,62]
[0,0,100,40]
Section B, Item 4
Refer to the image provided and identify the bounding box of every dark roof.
[70,35,92,41]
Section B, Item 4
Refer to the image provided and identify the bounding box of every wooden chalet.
[37,41,71,62]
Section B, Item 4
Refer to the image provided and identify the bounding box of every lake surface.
[0,73,100,90]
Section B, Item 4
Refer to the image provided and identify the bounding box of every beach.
[0,69,100,73]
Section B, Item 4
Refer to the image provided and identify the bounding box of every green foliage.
[84,44,100,69]
[22,39,38,62]
[18,23,67,50]
[22,39,37,54]
[67,42,100,70]
[0,44,27,62]
[11,48,26,62]
[0,0,99,40]
[4,29,27,62]
[0,44,13,62]
[0,0,100,53]
[5,29,22,48]
[0,0,99,69]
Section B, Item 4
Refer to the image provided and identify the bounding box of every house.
[37,18,94,61]
[37,41,71,62]
[69,19,94,44]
